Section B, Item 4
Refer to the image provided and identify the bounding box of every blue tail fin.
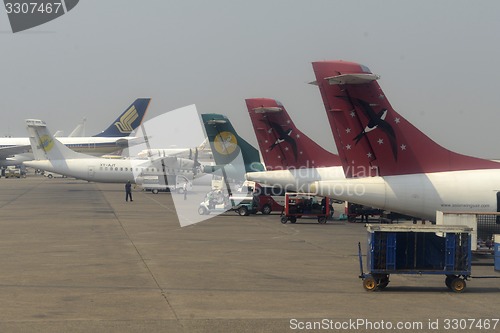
[93,98,150,137]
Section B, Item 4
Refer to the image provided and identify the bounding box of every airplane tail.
[68,117,86,137]
[93,98,151,137]
[26,119,87,161]
[311,60,500,177]
[201,113,264,173]
[245,98,341,170]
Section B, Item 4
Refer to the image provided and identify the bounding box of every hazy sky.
[1,0,500,158]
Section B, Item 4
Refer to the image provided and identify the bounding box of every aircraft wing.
[0,145,31,159]
[115,136,146,148]
[150,156,197,170]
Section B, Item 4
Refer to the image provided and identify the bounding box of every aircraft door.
[88,166,95,178]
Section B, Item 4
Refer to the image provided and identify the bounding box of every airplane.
[310,60,500,221]
[23,119,200,184]
[244,98,344,192]
[67,117,87,137]
[0,98,150,167]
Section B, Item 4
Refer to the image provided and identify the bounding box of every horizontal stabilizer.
[253,106,283,114]
[206,119,227,125]
[326,73,379,85]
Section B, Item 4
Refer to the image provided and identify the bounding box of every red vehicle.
[253,183,286,214]
[240,181,285,215]
[281,193,332,224]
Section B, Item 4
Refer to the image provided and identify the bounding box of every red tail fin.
[312,60,499,177]
[245,98,341,170]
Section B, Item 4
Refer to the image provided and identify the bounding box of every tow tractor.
[280,193,332,224]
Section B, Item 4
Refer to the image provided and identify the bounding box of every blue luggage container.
[359,224,472,292]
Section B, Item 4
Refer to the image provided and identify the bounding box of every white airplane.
[24,119,201,184]
[0,98,150,167]
[309,60,500,221]
[244,98,346,192]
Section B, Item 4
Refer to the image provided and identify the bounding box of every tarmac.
[0,176,499,332]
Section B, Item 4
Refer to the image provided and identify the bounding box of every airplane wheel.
[450,278,466,293]
[261,205,272,215]
[280,217,288,224]
[363,276,378,291]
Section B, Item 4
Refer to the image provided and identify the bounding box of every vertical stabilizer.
[246,98,341,170]
[201,114,263,173]
[26,119,88,161]
[93,98,151,137]
[312,60,500,177]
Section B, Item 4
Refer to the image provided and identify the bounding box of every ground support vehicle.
[141,175,191,194]
[5,167,24,178]
[280,193,331,224]
[359,224,473,292]
[198,190,257,216]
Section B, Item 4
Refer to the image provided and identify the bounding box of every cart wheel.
[238,206,249,216]
[450,277,466,293]
[445,275,455,290]
[378,276,390,290]
[363,276,378,291]
[318,216,327,224]
[198,206,208,215]
[280,216,288,224]
[290,217,297,224]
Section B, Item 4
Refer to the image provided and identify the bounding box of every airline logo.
[213,131,238,156]
[114,106,139,134]
[267,121,298,161]
[4,0,79,33]
[39,135,54,152]
[349,97,398,161]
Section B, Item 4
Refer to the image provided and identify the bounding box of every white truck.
[141,174,192,194]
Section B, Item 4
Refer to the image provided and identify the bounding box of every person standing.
[125,181,133,202]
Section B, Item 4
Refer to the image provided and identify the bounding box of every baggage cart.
[358,224,473,292]
[280,193,331,224]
